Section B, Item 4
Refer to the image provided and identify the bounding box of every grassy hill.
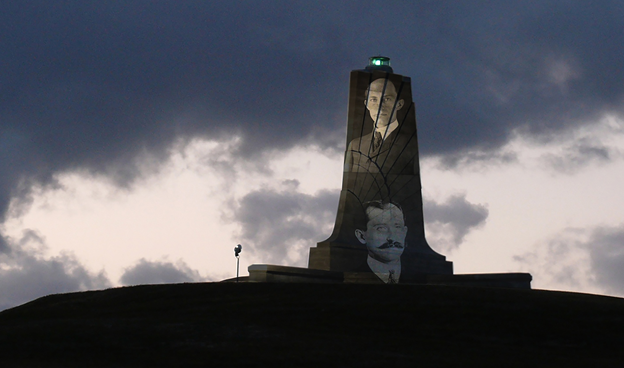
[0,283,623,367]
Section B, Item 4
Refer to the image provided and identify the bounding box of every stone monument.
[248,57,531,289]
[307,56,452,283]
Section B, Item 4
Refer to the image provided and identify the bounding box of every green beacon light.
[365,56,393,73]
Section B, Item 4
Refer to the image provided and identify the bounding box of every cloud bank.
[424,195,489,252]
[232,182,339,265]
[0,230,111,311]
[120,259,205,286]
[515,224,624,296]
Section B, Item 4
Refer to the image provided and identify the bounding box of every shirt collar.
[367,255,401,283]
[375,120,399,140]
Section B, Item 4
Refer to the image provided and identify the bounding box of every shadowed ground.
[0,283,623,367]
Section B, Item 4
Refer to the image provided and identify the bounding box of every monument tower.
[248,57,530,288]
[307,56,453,283]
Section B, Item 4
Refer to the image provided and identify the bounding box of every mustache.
[378,241,404,249]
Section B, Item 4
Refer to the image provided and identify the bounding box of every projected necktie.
[388,269,397,284]
[373,131,382,151]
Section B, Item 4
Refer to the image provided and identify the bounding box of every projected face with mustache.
[355,202,407,263]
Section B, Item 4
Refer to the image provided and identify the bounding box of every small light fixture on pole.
[234,244,242,283]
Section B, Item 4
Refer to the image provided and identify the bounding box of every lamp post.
[234,244,242,282]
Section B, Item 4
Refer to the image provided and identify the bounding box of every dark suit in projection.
[345,127,416,176]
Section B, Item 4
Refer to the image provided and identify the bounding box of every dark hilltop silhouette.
[1,283,624,367]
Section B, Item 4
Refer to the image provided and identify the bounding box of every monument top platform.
[365,55,393,73]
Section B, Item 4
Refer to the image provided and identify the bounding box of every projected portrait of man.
[355,200,408,283]
[345,78,415,175]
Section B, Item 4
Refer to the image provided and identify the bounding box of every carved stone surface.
[309,60,453,282]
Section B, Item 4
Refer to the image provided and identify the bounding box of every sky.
[1,0,624,310]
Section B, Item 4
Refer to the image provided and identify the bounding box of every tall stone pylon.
[308,57,452,283]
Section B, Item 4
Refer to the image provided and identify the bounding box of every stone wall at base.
[248,264,343,283]
[427,273,533,290]
[248,264,532,289]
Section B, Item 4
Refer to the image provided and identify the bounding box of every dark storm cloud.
[541,137,620,174]
[408,1,624,168]
[233,184,339,265]
[0,0,347,223]
[0,230,111,311]
[119,258,204,285]
[436,150,518,171]
[423,194,489,252]
[2,1,624,223]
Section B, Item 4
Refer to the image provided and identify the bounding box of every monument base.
[247,264,532,289]
[248,265,343,283]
